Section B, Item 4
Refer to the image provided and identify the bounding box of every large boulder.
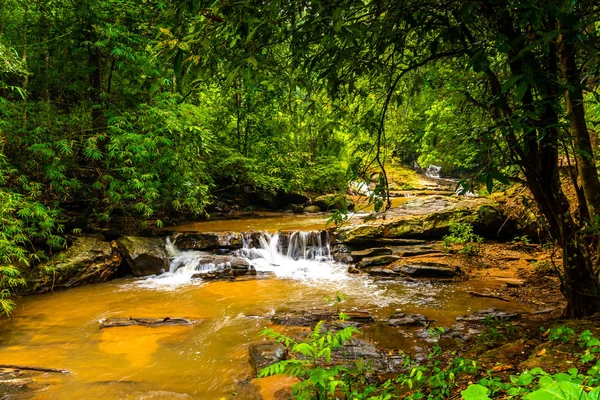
[26,236,122,292]
[336,196,504,243]
[173,232,243,251]
[116,236,169,276]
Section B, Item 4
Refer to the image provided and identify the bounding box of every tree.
[182,0,600,317]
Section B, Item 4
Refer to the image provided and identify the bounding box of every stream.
[0,216,527,399]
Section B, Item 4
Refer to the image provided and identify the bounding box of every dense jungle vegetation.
[1,0,600,319]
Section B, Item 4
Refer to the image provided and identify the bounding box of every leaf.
[525,381,589,400]
[159,27,173,37]
[461,384,491,400]
[502,74,523,93]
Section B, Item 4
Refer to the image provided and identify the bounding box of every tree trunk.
[558,22,600,222]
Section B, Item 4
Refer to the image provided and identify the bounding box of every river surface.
[1,215,525,399]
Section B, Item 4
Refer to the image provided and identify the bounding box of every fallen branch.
[0,364,69,374]
[99,317,197,329]
[468,291,510,302]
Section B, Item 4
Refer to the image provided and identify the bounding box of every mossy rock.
[24,236,122,292]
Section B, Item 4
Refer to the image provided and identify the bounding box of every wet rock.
[303,205,321,213]
[26,236,122,292]
[332,244,353,263]
[133,391,192,399]
[191,265,256,280]
[348,266,360,274]
[456,308,521,322]
[398,262,461,278]
[249,341,286,375]
[173,232,243,250]
[271,309,373,326]
[0,371,46,398]
[479,339,528,364]
[116,236,169,276]
[357,255,401,269]
[388,312,431,327]
[99,317,197,329]
[173,255,250,272]
[350,247,392,262]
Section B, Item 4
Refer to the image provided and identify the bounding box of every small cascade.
[425,165,442,179]
[286,231,331,261]
[137,230,343,288]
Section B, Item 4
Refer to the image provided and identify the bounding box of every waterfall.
[426,165,442,179]
[139,230,342,288]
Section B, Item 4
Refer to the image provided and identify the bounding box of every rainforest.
[2,1,600,399]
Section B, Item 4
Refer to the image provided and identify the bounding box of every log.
[0,364,69,374]
[99,317,197,329]
[468,291,510,302]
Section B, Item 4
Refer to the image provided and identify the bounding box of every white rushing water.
[132,231,351,289]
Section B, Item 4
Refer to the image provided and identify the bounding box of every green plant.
[479,317,520,347]
[547,326,576,343]
[259,321,363,399]
[443,222,483,256]
[463,328,600,399]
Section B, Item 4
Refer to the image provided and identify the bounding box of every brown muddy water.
[1,275,525,399]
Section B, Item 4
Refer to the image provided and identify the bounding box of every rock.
[312,194,354,211]
[249,341,286,375]
[100,317,197,329]
[350,247,392,262]
[26,236,122,292]
[271,309,374,326]
[332,244,354,263]
[336,196,504,243]
[329,338,389,372]
[173,232,243,250]
[364,266,404,277]
[288,204,304,213]
[518,342,574,372]
[339,237,427,249]
[388,312,431,327]
[357,255,401,269]
[456,308,521,322]
[348,266,360,274]
[116,236,168,277]
[191,266,256,281]
[303,205,321,213]
[479,339,527,364]
[393,245,442,257]
[173,255,250,272]
[398,262,461,278]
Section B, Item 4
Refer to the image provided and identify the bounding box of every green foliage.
[442,222,483,256]
[258,322,363,399]
[465,328,600,399]
[479,317,520,347]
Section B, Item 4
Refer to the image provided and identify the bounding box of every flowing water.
[0,225,526,399]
